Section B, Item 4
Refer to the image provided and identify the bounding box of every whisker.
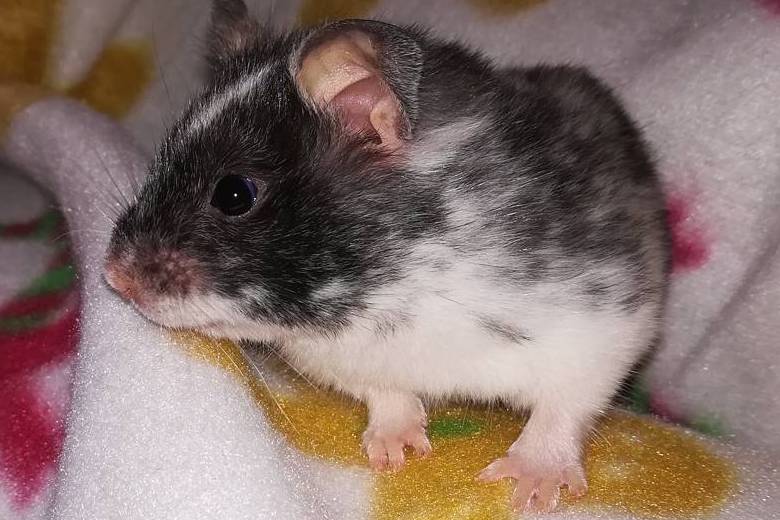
[262,342,319,392]
[232,342,301,435]
[53,152,128,217]
[50,227,110,244]
[92,202,121,225]
[180,298,305,432]
[151,26,174,115]
[254,348,277,367]
[92,148,133,210]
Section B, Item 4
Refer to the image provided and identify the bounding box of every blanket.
[1,0,779,518]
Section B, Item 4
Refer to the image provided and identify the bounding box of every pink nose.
[104,262,144,305]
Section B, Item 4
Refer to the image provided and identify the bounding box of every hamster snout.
[104,247,203,310]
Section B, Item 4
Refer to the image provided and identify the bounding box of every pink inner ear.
[330,76,387,142]
[328,74,402,151]
[296,32,404,152]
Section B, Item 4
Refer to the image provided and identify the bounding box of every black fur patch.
[109,15,669,337]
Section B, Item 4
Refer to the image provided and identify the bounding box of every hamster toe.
[562,464,588,497]
[362,422,432,472]
[478,455,587,513]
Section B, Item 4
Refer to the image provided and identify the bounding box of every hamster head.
[105,2,443,337]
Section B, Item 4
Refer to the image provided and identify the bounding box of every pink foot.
[362,422,432,472]
[478,456,587,513]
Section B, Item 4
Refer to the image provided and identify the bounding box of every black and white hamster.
[105,0,669,512]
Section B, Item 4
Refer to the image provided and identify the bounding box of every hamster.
[105,0,669,513]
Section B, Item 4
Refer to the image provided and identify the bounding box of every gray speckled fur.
[110,18,669,334]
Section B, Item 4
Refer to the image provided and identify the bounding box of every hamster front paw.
[362,421,432,471]
[478,455,587,513]
[361,390,431,471]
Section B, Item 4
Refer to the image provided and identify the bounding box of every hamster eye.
[211,175,259,217]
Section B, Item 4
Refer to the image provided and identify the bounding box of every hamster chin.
[106,278,293,343]
[135,292,239,331]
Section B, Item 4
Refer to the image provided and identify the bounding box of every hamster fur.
[105,0,669,512]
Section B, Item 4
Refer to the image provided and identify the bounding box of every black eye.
[210,175,259,216]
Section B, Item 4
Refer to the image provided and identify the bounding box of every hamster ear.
[295,20,423,153]
[208,0,259,62]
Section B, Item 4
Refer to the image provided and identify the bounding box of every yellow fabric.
[470,0,547,15]
[178,332,736,520]
[299,0,380,26]
[298,0,547,26]
[64,41,152,119]
[0,0,151,133]
[0,0,59,85]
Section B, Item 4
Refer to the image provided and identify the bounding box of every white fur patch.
[140,292,240,329]
[277,234,659,406]
[408,117,489,172]
[140,290,295,345]
[187,67,268,136]
[241,285,270,306]
[311,279,348,302]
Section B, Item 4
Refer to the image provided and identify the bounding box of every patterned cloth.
[0,0,778,518]
[0,176,78,517]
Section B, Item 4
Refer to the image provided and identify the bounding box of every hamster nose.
[104,262,144,305]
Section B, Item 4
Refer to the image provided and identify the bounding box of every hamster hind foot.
[479,455,587,513]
